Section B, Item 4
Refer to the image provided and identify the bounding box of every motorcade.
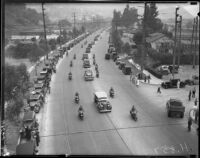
[166,98,185,118]
[84,69,94,81]
[83,59,91,68]
[161,79,185,89]
[82,53,89,60]
[94,91,112,113]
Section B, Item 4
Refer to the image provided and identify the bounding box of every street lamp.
[172,6,179,79]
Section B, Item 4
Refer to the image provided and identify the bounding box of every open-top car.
[84,69,94,81]
[94,91,112,113]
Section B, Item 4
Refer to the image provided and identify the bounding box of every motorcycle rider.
[130,105,137,115]
[78,105,84,117]
[70,61,73,67]
[110,87,114,96]
[75,92,79,102]
[68,72,72,79]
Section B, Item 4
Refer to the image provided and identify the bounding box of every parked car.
[192,75,199,85]
[84,69,94,81]
[105,53,111,60]
[82,53,89,60]
[16,141,37,155]
[86,47,91,53]
[119,62,126,70]
[83,59,91,68]
[94,91,112,113]
[28,94,42,113]
[122,66,132,75]
[161,79,185,89]
[166,98,185,118]
[22,111,37,129]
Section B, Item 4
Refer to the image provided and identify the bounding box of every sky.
[26,2,199,22]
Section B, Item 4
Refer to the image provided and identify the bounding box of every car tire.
[168,111,171,117]
[181,113,184,118]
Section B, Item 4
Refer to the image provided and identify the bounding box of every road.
[38,29,198,155]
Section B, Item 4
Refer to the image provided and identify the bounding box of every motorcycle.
[110,89,114,98]
[68,73,72,80]
[74,54,76,60]
[96,71,99,78]
[70,61,73,67]
[130,110,138,121]
[79,111,84,120]
[75,96,79,104]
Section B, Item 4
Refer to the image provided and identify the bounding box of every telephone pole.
[58,22,62,48]
[172,6,179,79]
[42,3,48,59]
[73,12,76,39]
[177,15,182,67]
[193,16,198,69]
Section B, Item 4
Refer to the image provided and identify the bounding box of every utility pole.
[193,16,198,69]
[141,2,147,73]
[191,18,195,67]
[58,22,62,48]
[172,6,179,79]
[177,15,182,67]
[42,3,48,60]
[73,12,76,39]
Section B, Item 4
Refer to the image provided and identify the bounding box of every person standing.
[194,98,198,106]
[157,87,161,94]
[188,90,191,101]
[192,87,196,98]
[188,116,192,132]
[177,80,180,89]
[35,130,40,147]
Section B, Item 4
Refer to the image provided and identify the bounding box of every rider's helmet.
[132,105,136,111]
[79,105,83,111]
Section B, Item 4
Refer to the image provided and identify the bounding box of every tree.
[48,38,57,50]
[58,19,71,27]
[122,42,131,55]
[39,39,50,52]
[121,4,138,28]
[81,26,85,33]
[144,3,163,34]
[28,43,45,63]
[112,9,122,30]
[133,31,143,45]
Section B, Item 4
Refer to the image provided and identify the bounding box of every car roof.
[23,111,35,121]
[94,91,107,98]
[34,83,44,87]
[16,141,35,155]
[169,98,182,102]
[30,94,40,100]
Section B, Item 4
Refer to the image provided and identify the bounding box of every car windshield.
[170,100,182,106]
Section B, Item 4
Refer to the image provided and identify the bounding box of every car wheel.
[181,113,184,118]
[168,111,171,117]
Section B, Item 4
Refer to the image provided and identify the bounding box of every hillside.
[5,3,51,35]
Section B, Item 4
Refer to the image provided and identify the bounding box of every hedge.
[145,66,163,79]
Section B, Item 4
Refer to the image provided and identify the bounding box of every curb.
[140,80,161,86]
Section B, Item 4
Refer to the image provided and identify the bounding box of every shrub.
[145,66,163,79]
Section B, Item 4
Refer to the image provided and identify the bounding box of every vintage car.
[22,111,37,129]
[34,83,44,94]
[16,141,37,155]
[83,59,91,68]
[119,62,126,70]
[82,53,89,60]
[29,94,42,113]
[86,47,91,53]
[40,70,48,77]
[192,75,199,85]
[161,79,185,89]
[84,69,94,81]
[122,66,132,75]
[94,91,112,113]
[166,98,185,118]
[105,53,111,60]
[36,75,46,84]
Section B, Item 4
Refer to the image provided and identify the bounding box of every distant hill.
[5,3,51,35]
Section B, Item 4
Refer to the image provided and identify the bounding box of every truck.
[166,98,185,118]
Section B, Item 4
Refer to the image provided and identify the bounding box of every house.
[146,33,174,54]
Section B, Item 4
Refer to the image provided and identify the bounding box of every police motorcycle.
[70,61,73,67]
[74,92,79,104]
[109,87,114,98]
[68,72,72,80]
[78,106,84,120]
[130,105,138,121]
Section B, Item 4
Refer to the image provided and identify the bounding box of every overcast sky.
[27,2,199,22]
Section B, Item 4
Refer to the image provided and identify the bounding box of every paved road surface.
[38,29,198,155]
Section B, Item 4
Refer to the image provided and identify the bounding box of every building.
[146,33,174,54]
